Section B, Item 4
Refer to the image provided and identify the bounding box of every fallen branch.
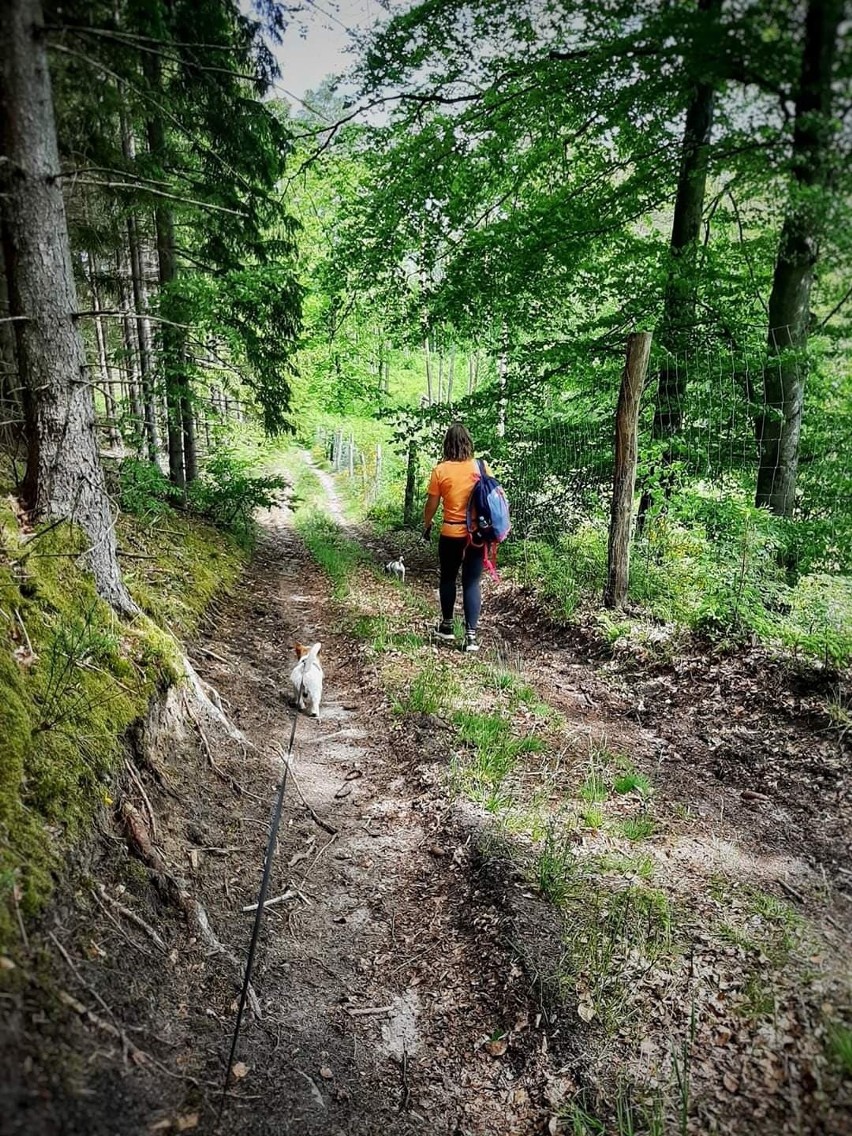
[345,1005,394,1017]
[241,890,295,913]
[298,833,339,887]
[188,900,262,1020]
[57,990,200,1085]
[89,888,157,959]
[778,880,806,905]
[182,690,262,801]
[182,690,227,779]
[50,932,117,1025]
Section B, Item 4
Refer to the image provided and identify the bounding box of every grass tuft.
[827,1023,852,1076]
[613,771,652,796]
[620,815,656,842]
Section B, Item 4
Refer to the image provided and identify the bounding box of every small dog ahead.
[290,642,323,718]
[384,554,405,582]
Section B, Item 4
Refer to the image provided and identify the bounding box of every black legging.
[438,536,484,630]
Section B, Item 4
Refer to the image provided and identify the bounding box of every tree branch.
[66,177,248,217]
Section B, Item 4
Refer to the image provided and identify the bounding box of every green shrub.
[119,458,179,517]
[187,449,285,539]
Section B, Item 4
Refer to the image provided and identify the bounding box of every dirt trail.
[181,489,561,1134]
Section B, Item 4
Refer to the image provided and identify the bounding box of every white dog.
[290,642,323,718]
[384,554,405,582]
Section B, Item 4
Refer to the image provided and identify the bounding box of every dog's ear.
[294,642,304,658]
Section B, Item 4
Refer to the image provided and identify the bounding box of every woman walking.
[422,423,487,653]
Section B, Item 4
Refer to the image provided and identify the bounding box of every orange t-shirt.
[427,458,487,537]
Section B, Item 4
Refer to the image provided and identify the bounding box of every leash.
[215,675,304,1131]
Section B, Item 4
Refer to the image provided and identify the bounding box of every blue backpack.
[467,459,511,579]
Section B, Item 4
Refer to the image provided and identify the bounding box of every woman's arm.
[423,493,440,530]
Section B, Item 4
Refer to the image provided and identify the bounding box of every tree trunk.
[120,109,160,462]
[403,439,417,527]
[127,218,160,461]
[144,59,189,488]
[151,202,186,489]
[756,0,842,516]
[180,349,197,484]
[117,248,145,453]
[424,338,433,405]
[0,0,134,612]
[446,344,456,404]
[0,238,22,445]
[496,324,508,439]
[605,333,652,609]
[653,0,720,438]
[88,253,121,448]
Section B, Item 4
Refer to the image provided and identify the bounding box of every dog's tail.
[304,642,322,664]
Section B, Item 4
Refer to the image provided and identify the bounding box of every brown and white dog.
[290,642,323,718]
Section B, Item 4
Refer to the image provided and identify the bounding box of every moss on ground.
[0,495,245,952]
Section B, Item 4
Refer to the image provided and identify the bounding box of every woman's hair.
[443,422,474,462]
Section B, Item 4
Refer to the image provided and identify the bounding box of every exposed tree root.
[120,801,262,1019]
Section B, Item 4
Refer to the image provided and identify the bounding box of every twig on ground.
[296,1068,326,1109]
[298,833,339,888]
[740,788,771,802]
[49,932,118,1024]
[241,891,295,913]
[182,691,262,800]
[196,645,230,665]
[824,912,846,935]
[281,754,338,835]
[779,880,806,904]
[389,949,429,976]
[11,881,28,950]
[120,804,261,1017]
[398,1046,410,1111]
[57,989,201,1085]
[345,1005,394,1017]
[14,608,34,657]
[182,691,225,777]
[125,759,157,841]
[191,900,262,1018]
[89,888,156,959]
[94,885,167,953]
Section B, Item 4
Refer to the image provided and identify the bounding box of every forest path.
[172,492,560,1134]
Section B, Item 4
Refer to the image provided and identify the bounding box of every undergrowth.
[504,513,852,667]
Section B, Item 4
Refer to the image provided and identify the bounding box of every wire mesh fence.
[309,329,850,588]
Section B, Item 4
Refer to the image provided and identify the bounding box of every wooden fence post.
[604,331,652,609]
